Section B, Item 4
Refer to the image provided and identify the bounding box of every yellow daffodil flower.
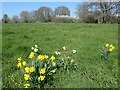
[50,56,56,62]
[24,83,30,88]
[25,67,30,73]
[110,44,115,50]
[37,55,45,60]
[24,74,30,80]
[17,62,22,68]
[44,55,49,59]
[105,43,109,47]
[40,68,45,74]
[38,75,45,81]
[109,48,113,52]
[29,52,34,59]
[29,67,34,73]
[17,57,22,62]
[22,61,26,66]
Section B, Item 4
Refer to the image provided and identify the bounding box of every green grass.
[2,23,118,88]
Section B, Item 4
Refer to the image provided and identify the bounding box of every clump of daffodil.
[105,43,115,52]
[24,83,30,88]
[17,45,77,88]
[100,43,115,60]
[29,52,34,59]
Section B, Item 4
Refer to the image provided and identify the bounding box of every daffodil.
[51,69,56,73]
[110,44,115,50]
[40,68,45,74]
[31,47,34,50]
[29,67,34,73]
[44,55,49,59]
[22,61,26,66]
[72,49,76,54]
[52,62,56,67]
[29,52,34,59]
[70,59,75,63]
[24,74,30,80]
[24,83,30,88]
[105,43,109,47]
[34,48,38,52]
[25,67,30,73]
[55,51,61,55]
[17,62,22,68]
[50,56,56,62]
[35,45,38,48]
[109,48,113,52]
[38,75,45,81]
[17,57,22,62]
[62,46,67,51]
[38,55,45,60]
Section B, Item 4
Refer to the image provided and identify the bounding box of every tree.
[20,11,31,23]
[76,2,90,22]
[89,1,120,23]
[54,6,70,16]
[29,10,38,23]
[12,15,19,23]
[2,14,9,23]
[37,7,53,22]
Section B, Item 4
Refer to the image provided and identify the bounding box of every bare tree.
[89,1,120,23]
[76,3,90,22]
[12,15,19,23]
[20,11,31,23]
[37,7,53,22]
[54,6,70,16]
[2,14,9,23]
[29,10,38,23]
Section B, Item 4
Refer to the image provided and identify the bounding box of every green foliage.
[2,23,118,88]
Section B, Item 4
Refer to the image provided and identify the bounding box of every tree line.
[2,2,120,23]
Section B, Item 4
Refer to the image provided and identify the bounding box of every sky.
[2,2,82,19]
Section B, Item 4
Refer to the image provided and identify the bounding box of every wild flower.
[24,83,30,88]
[29,52,34,59]
[40,68,46,74]
[50,56,56,61]
[17,57,22,62]
[100,43,115,60]
[17,45,77,88]
[38,76,45,81]
[24,74,30,80]
[17,62,22,68]
[22,61,26,66]
[38,55,45,60]
[62,46,67,51]
[72,49,76,54]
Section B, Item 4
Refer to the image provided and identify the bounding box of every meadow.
[2,23,118,88]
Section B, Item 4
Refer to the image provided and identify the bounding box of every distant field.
[2,23,118,88]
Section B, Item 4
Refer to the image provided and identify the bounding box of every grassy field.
[2,23,118,88]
